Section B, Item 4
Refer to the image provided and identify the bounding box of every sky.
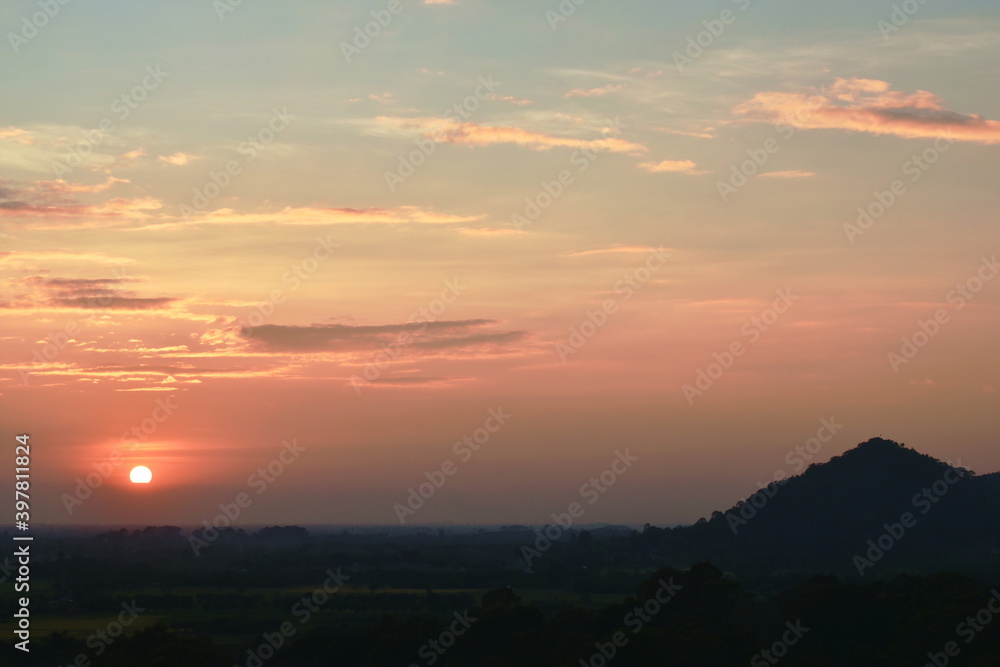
[1,0,998,528]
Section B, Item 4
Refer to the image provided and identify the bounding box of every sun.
[129,465,153,484]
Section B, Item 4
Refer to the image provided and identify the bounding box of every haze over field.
[1,0,998,527]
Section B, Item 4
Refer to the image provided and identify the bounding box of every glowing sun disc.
[129,465,152,484]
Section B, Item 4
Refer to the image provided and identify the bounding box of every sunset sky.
[1,0,998,527]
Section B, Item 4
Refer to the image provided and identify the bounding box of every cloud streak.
[240,319,526,354]
[638,159,706,175]
[3,275,179,311]
[735,78,1000,144]
[380,117,647,154]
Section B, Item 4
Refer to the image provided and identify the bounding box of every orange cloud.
[380,117,647,154]
[153,205,484,229]
[0,251,137,267]
[157,152,202,166]
[735,78,1000,144]
[104,148,147,171]
[638,159,705,175]
[0,127,33,144]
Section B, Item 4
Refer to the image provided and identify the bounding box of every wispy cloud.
[0,175,158,227]
[0,175,483,231]
[652,126,717,139]
[240,319,526,355]
[758,170,816,179]
[568,245,674,257]
[149,205,484,230]
[157,152,202,166]
[379,117,647,154]
[564,84,624,98]
[638,159,706,175]
[0,127,33,143]
[0,251,138,267]
[3,275,179,311]
[489,94,534,106]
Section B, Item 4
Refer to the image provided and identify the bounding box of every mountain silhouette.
[641,437,1000,584]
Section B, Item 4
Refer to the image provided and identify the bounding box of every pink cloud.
[568,245,675,257]
[0,176,481,231]
[0,176,149,225]
[735,78,1000,144]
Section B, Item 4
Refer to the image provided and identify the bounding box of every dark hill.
[642,438,1000,584]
